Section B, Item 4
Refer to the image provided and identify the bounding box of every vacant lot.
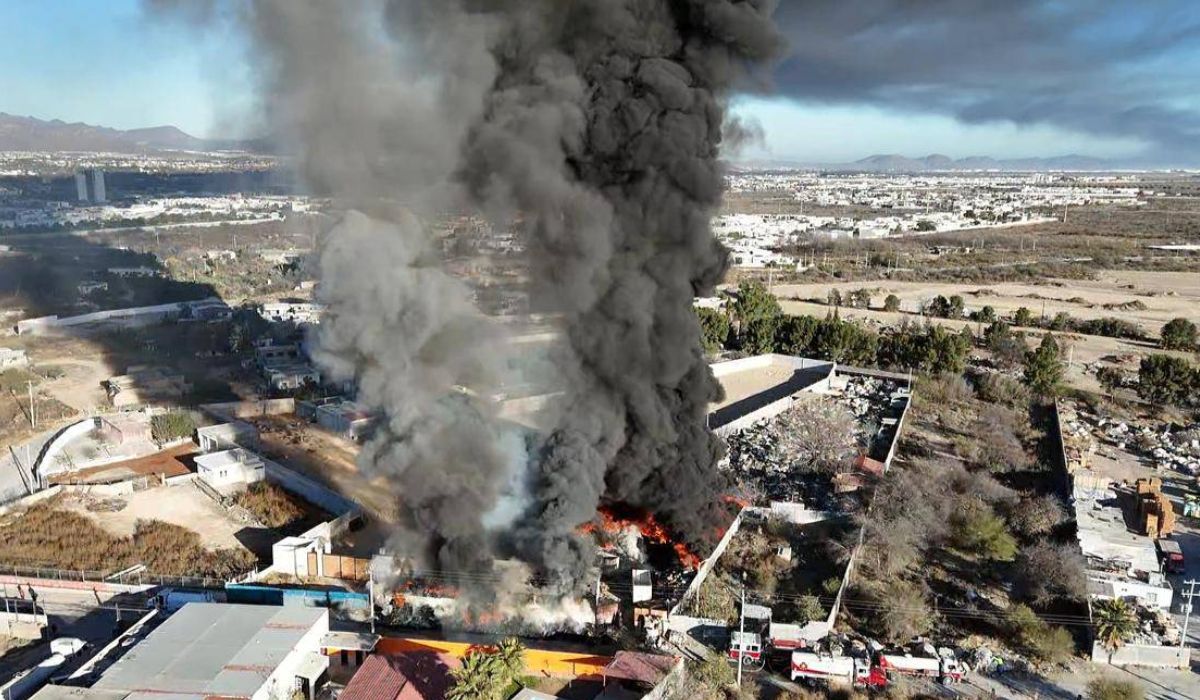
[0,494,255,577]
[56,483,249,551]
[235,481,329,529]
[773,271,1199,336]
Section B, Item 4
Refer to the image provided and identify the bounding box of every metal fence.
[0,562,254,591]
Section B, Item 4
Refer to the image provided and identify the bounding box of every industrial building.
[86,603,329,700]
[313,399,377,442]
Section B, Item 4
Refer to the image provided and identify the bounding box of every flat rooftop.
[93,603,326,700]
[709,354,834,431]
[1073,483,1161,574]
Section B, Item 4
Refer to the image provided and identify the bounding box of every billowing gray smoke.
[149,0,783,589]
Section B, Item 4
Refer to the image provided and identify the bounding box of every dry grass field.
[0,494,255,577]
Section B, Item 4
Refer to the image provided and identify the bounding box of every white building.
[262,301,323,325]
[194,447,266,495]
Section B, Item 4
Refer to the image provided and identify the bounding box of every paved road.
[0,585,152,684]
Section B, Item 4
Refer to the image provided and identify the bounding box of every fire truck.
[790,652,887,688]
[878,650,965,683]
[727,631,765,668]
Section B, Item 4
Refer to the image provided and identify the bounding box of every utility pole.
[1181,579,1198,649]
[736,575,746,688]
[27,381,36,429]
[368,570,376,635]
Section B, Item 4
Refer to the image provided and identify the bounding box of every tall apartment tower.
[91,169,107,203]
[75,171,88,202]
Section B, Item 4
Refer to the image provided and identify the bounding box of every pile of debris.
[1062,402,1200,475]
[724,419,833,507]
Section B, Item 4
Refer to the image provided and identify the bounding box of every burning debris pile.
[150,0,785,597]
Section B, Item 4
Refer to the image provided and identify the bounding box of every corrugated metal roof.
[94,603,326,700]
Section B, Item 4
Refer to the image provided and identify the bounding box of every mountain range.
[0,113,254,153]
[0,114,1140,171]
[737,152,1126,172]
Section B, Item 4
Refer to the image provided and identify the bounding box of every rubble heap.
[724,376,904,506]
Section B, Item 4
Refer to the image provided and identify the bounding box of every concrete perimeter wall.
[202,398,295,421]
[264,461,357,516]
[1091,641,1190,668]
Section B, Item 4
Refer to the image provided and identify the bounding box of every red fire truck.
[878,650,965,683]
[790,652,888,688]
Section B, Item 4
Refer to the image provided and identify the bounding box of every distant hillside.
[0,113,254,153]
[844,153,1113,172]
[735,153,1118,172]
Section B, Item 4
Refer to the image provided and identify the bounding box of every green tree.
[1049,311,1073,331]
[883,294,901,312]
[731,281,780,325]
[1023,334,1065,397]
[742,315,780,355]
[849,288,872,309]
[926,295,951,318]
[1137,354,1197,406]
[696,307,731,354]
[1093,598,1137,660]
[776,315,819,356]
[1013,306,1035,327]
[1161,317,1198,351]
[950,500,1018,561]
[447,652,502,700]
[1096,366,1126,398]
[947,295,965,318]
[493,638,526,692]
[974,305,997,324]
[731,281,781,352]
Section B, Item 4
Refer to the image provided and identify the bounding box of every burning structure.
[152,0,785,610]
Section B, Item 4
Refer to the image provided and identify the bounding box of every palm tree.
[447,652,502,700]
[493,637,526,690]
[1093,598,1137,660]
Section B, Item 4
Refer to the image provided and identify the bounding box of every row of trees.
[707,282,973,373]
[822,285,1196,351]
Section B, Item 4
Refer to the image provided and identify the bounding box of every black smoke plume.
[148,0,783,590]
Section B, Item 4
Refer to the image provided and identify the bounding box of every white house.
[194,447,265,495]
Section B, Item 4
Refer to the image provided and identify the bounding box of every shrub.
[151,411,196,444]
[1160,317,1197,351]
[857,579,932,643]
[1012,542,1086,605]
[974,373,1031,408]
[1007,494,1066,538]
[1087,677,1143,700]
[1004,604,1074,665]
[1138,354,1198,406]
[950,500,1018,561]
[883,294,901,312]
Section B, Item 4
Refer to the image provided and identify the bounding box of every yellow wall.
[374,637,613,678]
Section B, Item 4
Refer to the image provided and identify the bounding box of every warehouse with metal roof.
[91,603,329,700]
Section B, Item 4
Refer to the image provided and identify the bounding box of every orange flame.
[580,505,702,570]
[722,494,750,508]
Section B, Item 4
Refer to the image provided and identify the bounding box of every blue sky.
[1,1,1197,164]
